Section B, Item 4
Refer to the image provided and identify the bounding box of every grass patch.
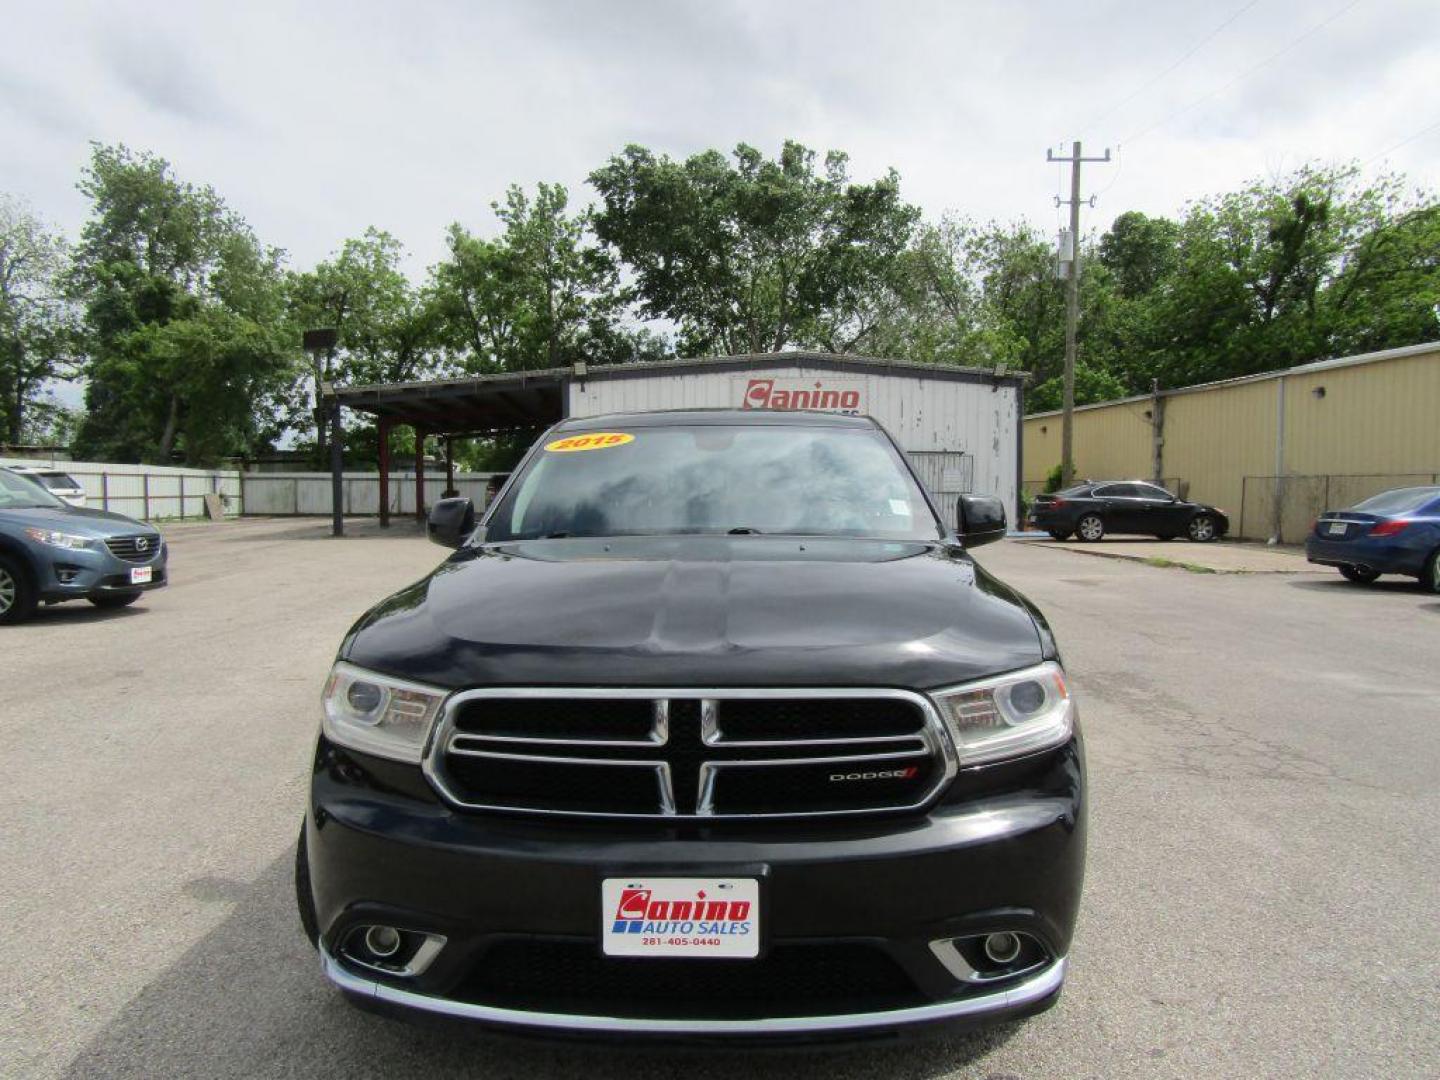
[1143,556,1217,574]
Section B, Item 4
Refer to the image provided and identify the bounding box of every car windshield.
[487,423,941,542]
[0,469,66,509]
[38,472,80,490]
[1353,487,1440,514]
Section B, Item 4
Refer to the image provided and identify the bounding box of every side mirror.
[956,494,1007,548]
[427,497,475,549]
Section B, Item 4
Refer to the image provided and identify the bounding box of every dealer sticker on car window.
[545,432,634,453]
[602,877,759,958]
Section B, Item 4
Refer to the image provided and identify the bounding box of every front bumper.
[305,734,1085,1038]
[321,942,1066,1037]
[36,543,168,602]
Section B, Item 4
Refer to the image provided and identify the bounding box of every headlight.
[930,662,1073,766]
[321,662,448,763]
[24,527,94,551]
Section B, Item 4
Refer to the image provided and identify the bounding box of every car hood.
[0,505,156,537]
[343,536,1049,690]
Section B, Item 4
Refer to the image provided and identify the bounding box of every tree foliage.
[8,141,1439,465]
[0,197,75,443]
[589,141,919,356]
[67,145,294,464]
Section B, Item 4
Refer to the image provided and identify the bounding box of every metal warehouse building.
[325,351,1025,532]
[1023,340,1440,542]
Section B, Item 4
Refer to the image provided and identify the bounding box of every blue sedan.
[1305,486,1440,592]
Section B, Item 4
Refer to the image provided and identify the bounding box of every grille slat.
[104,534,161,563]
[429,690,951,820]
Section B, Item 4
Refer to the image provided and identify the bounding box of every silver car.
[5,466,87,507]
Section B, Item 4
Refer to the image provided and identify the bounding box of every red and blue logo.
[611,887,752,935]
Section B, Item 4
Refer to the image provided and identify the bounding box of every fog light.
[983,931,1021,964]
[364,925,402,958]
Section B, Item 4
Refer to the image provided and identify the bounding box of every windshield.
[1353,487,1439,514]
[0,469,66,510]
[487,424,942,542]
[37,472,80,490]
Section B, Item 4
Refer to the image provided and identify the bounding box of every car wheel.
[1187,514,1218,542]
[1339,565,1381,585]
[1076,514,1105,542]
[295,821,320,948]
[0,555,38,626]
[88,591,142,609]
[1048,529,1072,541]
[1423,550,1440,595]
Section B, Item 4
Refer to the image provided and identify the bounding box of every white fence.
[1,457,242,521]
[239,472,503,517]
[4,457,504,520]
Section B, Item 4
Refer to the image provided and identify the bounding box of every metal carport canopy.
[324,367,568,435]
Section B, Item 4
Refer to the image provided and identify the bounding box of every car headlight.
[24,527,94,551]
[321,662,449,763]
[930,662,1073,766]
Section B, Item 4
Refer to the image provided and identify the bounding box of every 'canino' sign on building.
[738,377,864,413]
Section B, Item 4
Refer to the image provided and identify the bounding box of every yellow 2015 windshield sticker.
[544,432,635,452]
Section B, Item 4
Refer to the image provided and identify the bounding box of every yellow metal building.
[1022,341,1440,541]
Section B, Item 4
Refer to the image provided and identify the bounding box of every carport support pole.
[445,436,455,496]
[330,400,344,537]
[377,418,391,528]
[414,428,426,523]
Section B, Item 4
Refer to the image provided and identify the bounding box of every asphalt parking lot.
[4,518,1438,1079]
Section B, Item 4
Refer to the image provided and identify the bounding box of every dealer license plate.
[130,566,153,585]
[1327,521,1348,536]
[602,877,759,958]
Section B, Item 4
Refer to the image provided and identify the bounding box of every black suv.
[298,410,1085,1040]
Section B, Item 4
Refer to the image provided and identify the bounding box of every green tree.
[588,141,919,356]
[67,145,294,464]
[0,197,76,443]
[287,228,444,457]
[432,183,642,373]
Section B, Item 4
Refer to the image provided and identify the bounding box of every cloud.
[98,23,239,126]
[0,0,1435,279]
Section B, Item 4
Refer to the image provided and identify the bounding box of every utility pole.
[1046,141,1110,488]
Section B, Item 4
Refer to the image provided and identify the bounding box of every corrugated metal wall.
[239,473,501,516]
[569,366,1020,521]
[1021,344,1440,539]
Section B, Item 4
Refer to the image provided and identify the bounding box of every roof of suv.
[551,409,877,432]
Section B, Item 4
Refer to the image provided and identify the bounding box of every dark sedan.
[1305,486,1440,591]
[1030,480,1228,543]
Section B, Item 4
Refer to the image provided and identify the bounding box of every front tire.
[88,591,142,609]
[1339,565,1380,584]
[0,555,38,625]
[1187,514,1218,542]
[1076,514,1105,542]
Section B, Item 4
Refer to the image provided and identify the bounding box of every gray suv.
[0,467,168,625]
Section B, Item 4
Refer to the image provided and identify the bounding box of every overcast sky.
[3,0,1438,276]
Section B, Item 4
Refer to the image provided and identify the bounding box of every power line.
[1079,0,1263,136]
[1363,117,1440,167]
[1121,0,1364,146]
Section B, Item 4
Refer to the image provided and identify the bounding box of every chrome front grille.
[426,689,956,820]
[105,534,161,563]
